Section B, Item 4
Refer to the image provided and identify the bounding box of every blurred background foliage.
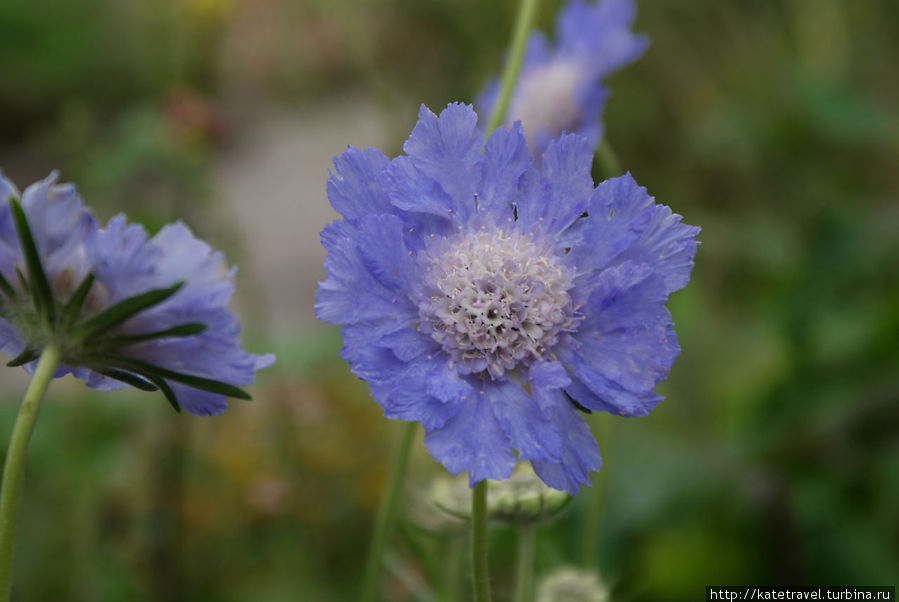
[0,0,897,600]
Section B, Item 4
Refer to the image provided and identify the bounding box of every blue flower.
[479,0,648,155]
[316,104,698,493]
[0,170,274,416]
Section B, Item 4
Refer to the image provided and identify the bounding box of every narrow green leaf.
[6,347,39,367]
[15,267,29,296]
[95,369,158,392]
[73,281,184,342]
[91,323,208,349]
[59,273,94,329]
[10,198,55,321]
[111,357,252,400]
[0,270,17,301]
[143,375,181,413]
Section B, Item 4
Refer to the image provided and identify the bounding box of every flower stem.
[471,479,492,602]
[0,344,61,599]
[594,138,622,181]
[483,0,542,138]
[514,523,536,602]
[580,412,615,567]
[360,421,417,602]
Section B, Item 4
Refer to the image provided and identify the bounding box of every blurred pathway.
[213,96,388,338]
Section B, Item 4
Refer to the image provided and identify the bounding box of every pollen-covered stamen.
[418,230,578,378]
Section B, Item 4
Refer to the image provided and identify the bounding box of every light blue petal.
[476,122,532,217]
[315,220,418,327]
[424,386,517,485]
[489,379,563,463]
[557,0,649,77]
[389,104,483,224]
[568,173,654,283]
[327,146,393,220]
[615,202,701,294]
[516,134,593,238]
[530,388,601,494]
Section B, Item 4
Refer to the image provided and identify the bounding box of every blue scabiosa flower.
[0,170,274,416]
[479,0,648,155]
[316,104,698,493]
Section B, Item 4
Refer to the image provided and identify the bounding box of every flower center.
[508,60,582,146]
[418,230,577,378]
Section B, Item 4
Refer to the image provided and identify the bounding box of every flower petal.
[568,173,654,283]
[489,379,563,463]
[424,385,517,485]
[327,146,394,220]
[387,104,482,224]
[516,134,593,239]
[315,219,418,327]
[557,0,649,77]
[530,388,601,494]
[476,121,532,218]
[615,202,701,294]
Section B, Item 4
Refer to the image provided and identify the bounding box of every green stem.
[594,138,622,181]
[360,421,417,602]
[580,412,615,568]
[514,523,536,602]
[483,0,542,139]
[0,344,61,599]
[471,480,492,602]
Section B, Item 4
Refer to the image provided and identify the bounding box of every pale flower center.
[508,60,582,145]
[418,230,578,378]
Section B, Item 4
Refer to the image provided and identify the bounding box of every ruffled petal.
[557,0,649,77]
[516,134,593,239]
[489,379,563,463]
[568,173,654,284]
[424,386,517,485]
[530,388,601,494]
[387,104,482,224]
[327,146,394,220]
[315,219,418,327]
[615,202,701,294]
[476,122,532,218]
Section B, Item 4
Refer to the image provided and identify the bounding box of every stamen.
[417,230,578,377]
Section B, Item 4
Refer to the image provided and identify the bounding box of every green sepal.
[0,270,17,301]
[15,267,29,296]
[10,198,55,322]
[72,281,184,342]
[59,273,94,330]
[109,357,251,400]
[90,323,208,349]
[6,347,39,367]
[95,368,158,392]
[143,375,181,413]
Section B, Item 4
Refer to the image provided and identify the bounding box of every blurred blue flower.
[316,104,698,493]
[0,170,274,416]
[479,0,648,155]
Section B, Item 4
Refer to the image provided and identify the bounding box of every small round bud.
[536,567,609,602]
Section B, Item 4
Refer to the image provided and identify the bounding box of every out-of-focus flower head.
[479,0,648,155]
[316,103,698,493]
[0,170,274,415]
[429,463,570,525]
[537,567,609,602]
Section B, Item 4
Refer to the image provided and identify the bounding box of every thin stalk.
[471,480,491,602]
[483,0,542,139]
[580,412,615,567]
[0,344,61,599]
[514,523,536,602]
[360,421,417,602]
[594,138,622,181]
